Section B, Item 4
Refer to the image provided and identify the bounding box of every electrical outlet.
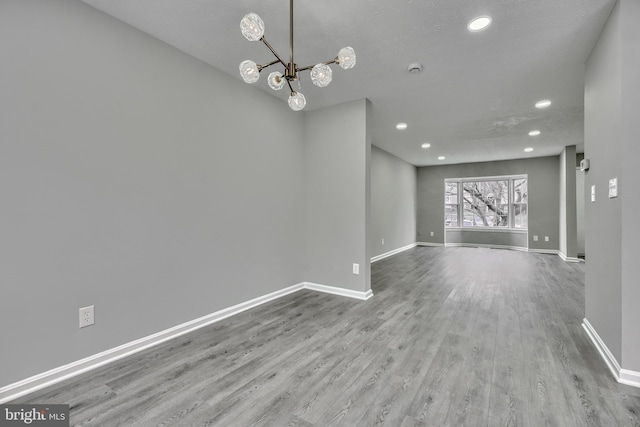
[381,238,384,245]
[533,235,538,241]
[545,236,549,242]
[430,231,434,237]
[352,263,360,275]
[79,305,95,328]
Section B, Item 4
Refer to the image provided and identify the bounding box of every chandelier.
[238,0,356,111]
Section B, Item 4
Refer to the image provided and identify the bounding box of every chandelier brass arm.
[259,37,287,70]
[256,58,281,72]
[297,58,339,73]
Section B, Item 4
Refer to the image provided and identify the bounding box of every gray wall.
[445,230,527,248]
[0,0,308,386]
[559,146,577,259]
[584,0,623,365]
[620,0,640,373]
[585,0,640,372]
[417,157,560,251]
[370,147,417,258]
[303,100,371,293]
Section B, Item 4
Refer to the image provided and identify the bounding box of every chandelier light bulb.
[337,47,356,69]
[240,13,265,41]
[239,60,260,83]
[310,64,333,87]
[288,92,306,111]
[268,71,285,90]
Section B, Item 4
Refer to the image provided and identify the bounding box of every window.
[463,180,509,227]
[512,178,528,229]
[444,182,459,227]
[445,175,528,230]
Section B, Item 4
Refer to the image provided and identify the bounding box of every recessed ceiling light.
[529,130,541,136]
[407,63,423,73]
[535,99,551,109]
[396,122,408,130]
[438,156,446,160]
[421,143,431,149]
[468,16,492,32]
[524,147,534,152]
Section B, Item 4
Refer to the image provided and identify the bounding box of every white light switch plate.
[608,178,618,198]
[591,185,596,202]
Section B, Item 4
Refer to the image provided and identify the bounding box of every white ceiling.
[81,0,615,166]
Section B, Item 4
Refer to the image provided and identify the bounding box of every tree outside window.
[445,175,527,230]
[463,180,509,227]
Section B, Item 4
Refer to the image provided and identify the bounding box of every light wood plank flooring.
[15,247,640,426]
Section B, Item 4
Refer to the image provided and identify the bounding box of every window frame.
[444,181,460,228]
[511,177,528,230]
[444,174,528,231]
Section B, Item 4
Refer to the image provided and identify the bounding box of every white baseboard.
[415,242,579,265]
[303,282,373,300]
[445,242,528,252]
[416,244,578,265]
[416,242,444,247]
[620,369,640,388]
[529,248,581,263]
[558,252,581,263]
[582,318,640,388]
[371,243,417,263]
[528,248,559,256]
[582,318,621,380]
[0,281,372,404]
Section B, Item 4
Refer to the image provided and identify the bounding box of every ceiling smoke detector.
[407,63,423,74]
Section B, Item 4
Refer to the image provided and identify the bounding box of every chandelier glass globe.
[288,92,306,111]
[337,47,356,69]
[239,60,260,83]
[310,64,333,87]
[240,13,264,41]
[268,71,285,90]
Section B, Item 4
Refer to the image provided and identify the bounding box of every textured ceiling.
[81,0,615,166]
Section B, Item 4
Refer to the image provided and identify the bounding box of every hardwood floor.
[15,247,640,426]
